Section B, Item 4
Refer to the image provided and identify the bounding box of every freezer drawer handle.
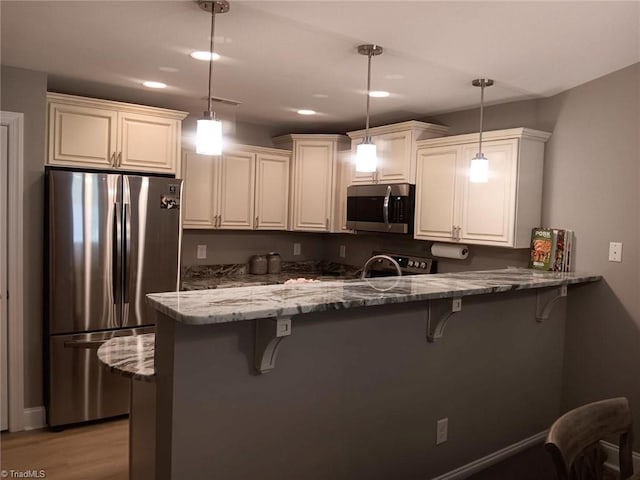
[63,339,108,349]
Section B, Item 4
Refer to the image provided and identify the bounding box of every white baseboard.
[23,406,46,431]
[601,440,640,473]
[431,431,548,480]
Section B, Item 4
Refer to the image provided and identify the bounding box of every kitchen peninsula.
[120,269,600,480]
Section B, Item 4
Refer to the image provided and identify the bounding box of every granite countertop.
[97,333,155,382]
[181,260,361,290]
[148,268,601,326]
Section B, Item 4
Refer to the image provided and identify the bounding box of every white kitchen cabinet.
[272,134,350,232]
[181,146,290,231]
[47,93,186,175]
[414,128,551,248]
[254,151,290,230]
[346,121,449,185]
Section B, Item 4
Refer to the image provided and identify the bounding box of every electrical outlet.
[452,298,462,312]
[436,418,448,445]
[196,244,207,259]
[608,242,622,262]
[339,245,346,258]
[293,243,301,256]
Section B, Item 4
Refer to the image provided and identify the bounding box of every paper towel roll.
[431,243,469,260]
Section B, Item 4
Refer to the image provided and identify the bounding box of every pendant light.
[195,0,229,156]
[355,44,383,173]
[469,78,494,183]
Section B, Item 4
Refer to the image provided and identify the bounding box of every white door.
[1,125,8,431]
[414,145,459,241]
[217,151,255,230]
[255,153,289,230]
[181,151,217,228]
[291,141,334,231]
[48,102,117,168]
[118,112,177,174]
[459,140,518,246]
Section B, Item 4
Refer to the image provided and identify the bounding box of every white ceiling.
[1,1,639,134]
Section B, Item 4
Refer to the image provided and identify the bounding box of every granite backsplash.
[181,260,361,290]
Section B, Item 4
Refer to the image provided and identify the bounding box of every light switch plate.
[196,244,207,259]
[608,242,622,262]
[293,243,301,256]
[339,245,346,258]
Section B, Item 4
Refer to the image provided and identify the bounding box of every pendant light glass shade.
[355,142,377,173]
[196,117,222,155]
[195,1,229,156]
[470,78,494,183]
[355,44,383,173]
[469,153,489,183]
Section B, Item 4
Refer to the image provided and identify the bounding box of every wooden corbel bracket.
[536,285,568,322]
[427,297,462,342]
[254,316,292,374]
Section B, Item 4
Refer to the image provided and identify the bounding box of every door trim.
[1,111,24,431]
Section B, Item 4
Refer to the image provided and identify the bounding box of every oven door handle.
[383,185,391,229]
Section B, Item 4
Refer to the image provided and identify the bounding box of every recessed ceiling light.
[385,74,404,80]
[191,51,221,61]
[297,109,316,115]
[159,66,179,73]
[142,81,167,89]
[312,93,329,99]
[369,91,390,98]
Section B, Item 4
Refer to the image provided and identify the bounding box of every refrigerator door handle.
[113,202,123,312]
[123,202,132,310]
[63,339,107,349]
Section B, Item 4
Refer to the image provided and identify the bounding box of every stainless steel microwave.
[346,183,415,234]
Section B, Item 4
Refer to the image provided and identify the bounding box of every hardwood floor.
[1,418,128,480]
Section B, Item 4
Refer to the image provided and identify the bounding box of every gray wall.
[435,63,640,446]
[181,230,329,265]
[0,65,47,409]
[157,290,568,479]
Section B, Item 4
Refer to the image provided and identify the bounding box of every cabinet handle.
[325,218,329,229]
[110,152,116,167]
[255,216,259,226]
[117,152,122,168]
[217,215,221,228]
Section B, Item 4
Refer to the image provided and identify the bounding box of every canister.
[267,252,282,274]
[249,254,268,275]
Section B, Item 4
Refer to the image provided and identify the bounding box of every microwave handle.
[383,185,391,228]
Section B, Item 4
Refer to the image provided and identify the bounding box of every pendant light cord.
[478,80,484,156]
[364,51,372,143]
[206,4,217,117]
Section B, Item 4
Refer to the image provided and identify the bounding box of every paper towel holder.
[430,243,469,260]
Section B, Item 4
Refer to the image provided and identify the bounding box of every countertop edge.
[147,270,602,326]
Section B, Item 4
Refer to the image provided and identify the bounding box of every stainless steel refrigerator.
[45,169,182,427]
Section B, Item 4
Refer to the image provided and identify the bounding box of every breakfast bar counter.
[149,268,600,325]
[145,268,600,480]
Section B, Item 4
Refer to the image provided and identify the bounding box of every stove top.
[367,251,437,276]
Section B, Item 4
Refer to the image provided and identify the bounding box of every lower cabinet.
[182,146,290,230]
[414,128,551,248]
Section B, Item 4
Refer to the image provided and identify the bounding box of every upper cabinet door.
[118,112,178,174]
[181,151,217,229]
[291,140,335,231]
[48,102,118,168]
[46,93,187,175]
[458,140,518,245]
[376,130,413,183]
[217,151,256,230]
[255,152,290,230]
[414,145,459,241]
